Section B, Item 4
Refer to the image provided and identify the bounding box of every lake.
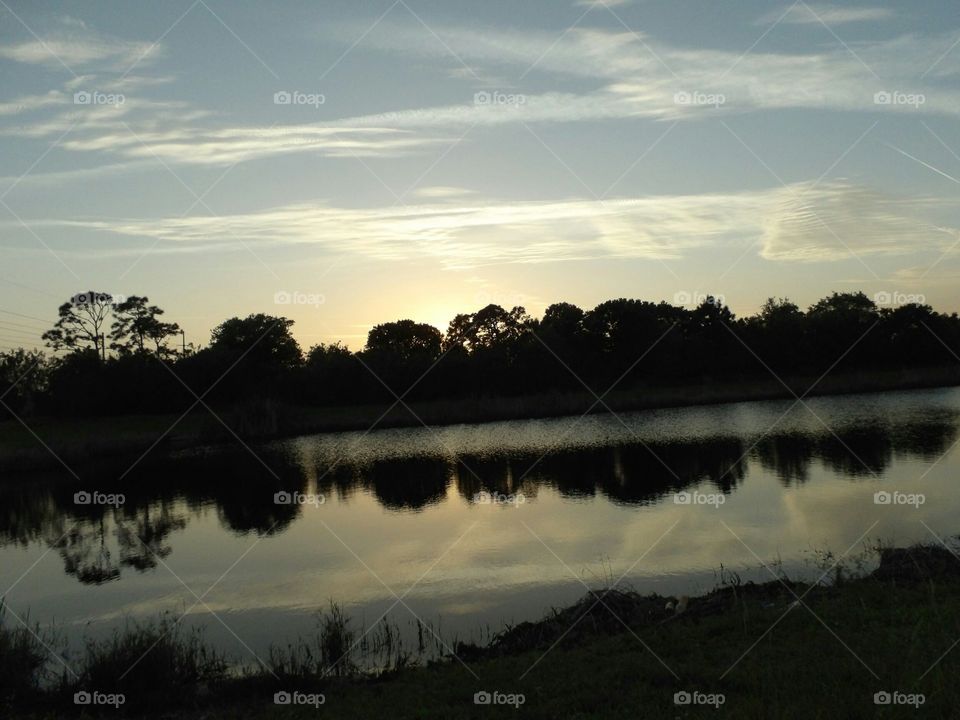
[2,386,958,671]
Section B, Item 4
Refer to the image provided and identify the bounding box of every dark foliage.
[2,292,959,420]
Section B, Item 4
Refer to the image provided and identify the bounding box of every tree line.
[1,290,959,419]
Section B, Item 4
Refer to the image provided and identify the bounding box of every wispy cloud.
[0,90,66,117]
[413,186,478,199]
[5,21,959,176]
[59,125,444,164]
[0,159,160,190]
[333,22,960,120]
[758,4,895,26]
[22,182,953,268]
[573,0,633,7]
[0,30,158,70]
[760,184,951,261]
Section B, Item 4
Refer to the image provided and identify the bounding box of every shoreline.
[2,365,958,473]
[6,540,960,718]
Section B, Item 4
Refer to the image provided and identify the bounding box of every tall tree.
[210,314,301,369]
[443,304,532,353]
[806,291,880,370]
[42,291,115,360]
[109,296,181,358]
[541,302,585,336]
[365,320,442,362]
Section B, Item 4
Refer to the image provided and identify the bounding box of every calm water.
[2,387,959,668]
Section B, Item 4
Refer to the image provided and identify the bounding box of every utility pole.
[99,333,106,361]
[181,329,186,354]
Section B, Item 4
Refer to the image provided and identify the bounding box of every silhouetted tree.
[210,314,301,367]
[109,296,181,358]
[358,321,445,400]
[183,313,303,402]
[0,349,48,417]
[542,302,586,334]
[744,298,807,374]
[7,291,960,419]
[879,303,948,368]
[444,304,532,353]
[300,342,360,404]
[42,291,116,359]
[806,292,879,370]
[365,320,442,362]
[534,302,588,389]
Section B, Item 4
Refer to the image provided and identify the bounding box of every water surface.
[2,387,958,668]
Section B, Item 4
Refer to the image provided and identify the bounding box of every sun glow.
[418,306,458,334]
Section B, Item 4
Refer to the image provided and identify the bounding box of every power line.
[0,308,54,324]
[0,276,60,299]
[0,319,48,332]
[0,324,44,335]
[0,332,46,345]
[0,321,44,334]
[0,328,43,343]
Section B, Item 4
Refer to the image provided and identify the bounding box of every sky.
[0,0,958,352]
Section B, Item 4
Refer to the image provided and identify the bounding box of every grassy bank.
[4,542,960,718]
[2,365,959,472]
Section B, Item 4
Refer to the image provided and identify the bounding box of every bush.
[75,614,226,707]
[0,600,56,704]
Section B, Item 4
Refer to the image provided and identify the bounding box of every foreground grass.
[251,577,960,719]
[5,545,960,718]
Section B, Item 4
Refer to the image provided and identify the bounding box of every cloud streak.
[0,28,158,70]
[5,21,960,173]
[758,4,895,26]
[23,182,954,268]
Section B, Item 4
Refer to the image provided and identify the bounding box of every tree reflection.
[117,504,187,571]
[56,517,120,585]
[0,413,956,586]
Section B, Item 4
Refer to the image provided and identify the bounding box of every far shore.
[1,365,958,473]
